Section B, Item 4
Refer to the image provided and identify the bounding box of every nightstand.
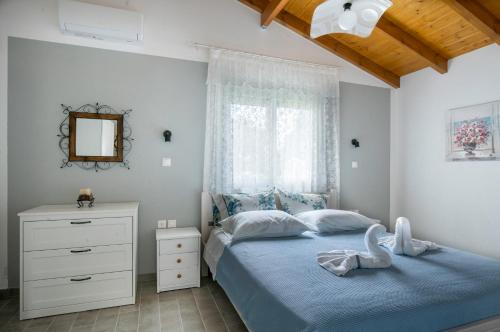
[156,227,201,293]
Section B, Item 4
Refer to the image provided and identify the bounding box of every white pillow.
[220,210,311,243]
[296,209,379,233]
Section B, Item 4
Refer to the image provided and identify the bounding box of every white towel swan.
[378,217,438,256]
[317,224,392,276]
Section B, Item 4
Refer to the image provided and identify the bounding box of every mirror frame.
[68,112,124,162]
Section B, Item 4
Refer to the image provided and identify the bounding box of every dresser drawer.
[23,271,132,311]
[158,252,198,271]
[159,267,198,288]
[24,217,132,251]
[159,237,199,255]
[24,244,132,281]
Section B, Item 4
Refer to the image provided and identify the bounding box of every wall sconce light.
[163,130,172,142]
[351,138,360,148]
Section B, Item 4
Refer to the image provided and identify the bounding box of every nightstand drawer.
[158,252,198,271]
[159,237,198,255]
[159,267,198,288]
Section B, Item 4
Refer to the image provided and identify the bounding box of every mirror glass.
[75,118,118,157]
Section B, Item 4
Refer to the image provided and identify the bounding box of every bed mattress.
[210,230,500,332]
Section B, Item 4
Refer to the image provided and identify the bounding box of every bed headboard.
[201,191,214,244]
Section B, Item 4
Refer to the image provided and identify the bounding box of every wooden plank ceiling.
[239,0,500,88]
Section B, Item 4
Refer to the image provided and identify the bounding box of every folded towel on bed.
[378,217,438,256]
[317,224,392,276]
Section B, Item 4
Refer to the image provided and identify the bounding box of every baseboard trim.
[0,278,7,290]
[0,287,18,300]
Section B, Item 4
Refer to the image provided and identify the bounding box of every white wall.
[392,44,500,258]
[0,0,389,288]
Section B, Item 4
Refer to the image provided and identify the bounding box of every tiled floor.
[0,278,248,332]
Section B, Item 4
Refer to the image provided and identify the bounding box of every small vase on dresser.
[156,227,201,293]
[18,202,139,320]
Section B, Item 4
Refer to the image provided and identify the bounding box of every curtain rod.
[193,42,339,71]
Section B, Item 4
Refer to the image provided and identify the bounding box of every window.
[203,49,339,195]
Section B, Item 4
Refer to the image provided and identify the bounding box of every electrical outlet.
[157,219,167,229]
[167,219,177,228]
[352,161,358,169]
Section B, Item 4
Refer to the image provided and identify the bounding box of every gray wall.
[7,38,391,286]
[339,82,391,226]
[8,37,207,286]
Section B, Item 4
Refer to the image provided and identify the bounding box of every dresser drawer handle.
[177,273,182,279]
[70,220,91,225]
[70,276,91,282]
[176,258,182,263]
[70,249,91,253]
[177,243,182,248]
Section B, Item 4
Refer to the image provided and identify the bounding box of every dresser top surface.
[18,202,139,217]
[156,227,201,240]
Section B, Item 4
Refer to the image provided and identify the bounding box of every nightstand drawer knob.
[177,243,182,248]
[176,258,182,263]
[177,273,182,279]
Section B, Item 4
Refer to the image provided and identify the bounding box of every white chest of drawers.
[18,202,139,320]
[156,227,200,293]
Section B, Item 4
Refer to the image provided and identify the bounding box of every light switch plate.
[167,219,177,228]
[157,219,167,229]
[162,157,172,167]
[352,161,358,169]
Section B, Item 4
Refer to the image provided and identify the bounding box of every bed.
[200,193,500,332]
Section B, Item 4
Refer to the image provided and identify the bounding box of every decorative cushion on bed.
[221,210,311,242]
[211,193,229,225]
[222,190,277,216]
[296,209,379,233]
[277,189,327,215]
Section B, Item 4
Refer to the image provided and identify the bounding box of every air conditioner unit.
[58,0,143,43]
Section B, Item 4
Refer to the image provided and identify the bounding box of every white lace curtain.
[203,48,339,195]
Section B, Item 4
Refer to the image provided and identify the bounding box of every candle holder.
[77,194,95,208]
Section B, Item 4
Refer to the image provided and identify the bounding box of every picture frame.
[446,100,500,161]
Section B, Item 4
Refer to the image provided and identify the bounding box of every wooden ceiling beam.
[376,17,448,74]
[261,0,291,28]
[239,0,400,88]
[442,0,500,44]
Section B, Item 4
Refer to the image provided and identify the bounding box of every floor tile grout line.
[89,310,99,332]
[175,292,185,332]
[150,287,161,331]
[208,284,230,331]
[191,287,207,331]
[68,312,80,332]
[157,289,162,332]
[0,298,8,311]
[44,316,55,332]
[115,301,125,332]
[136,281,144,332]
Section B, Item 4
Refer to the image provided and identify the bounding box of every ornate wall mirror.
[58,103,134,171]
[69,112,123,162]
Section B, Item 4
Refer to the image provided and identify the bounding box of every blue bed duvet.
[215,230,500,332]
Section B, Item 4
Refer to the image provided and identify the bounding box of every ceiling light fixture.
[338,2,357,31]
[310,0,393,39]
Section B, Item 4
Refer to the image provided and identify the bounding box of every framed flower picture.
[446,100,500,161]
